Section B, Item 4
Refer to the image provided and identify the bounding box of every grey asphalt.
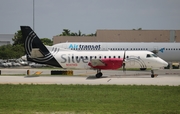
[0,68,180,86]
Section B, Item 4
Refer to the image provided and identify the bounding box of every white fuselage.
[50,50,168,69]
[53,42,180,62]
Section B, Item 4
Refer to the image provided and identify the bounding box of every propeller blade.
[123,51,126,72]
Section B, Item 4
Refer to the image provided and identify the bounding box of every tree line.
[58,29,96,36]
[0,30,53,59]
[0,28,96,59]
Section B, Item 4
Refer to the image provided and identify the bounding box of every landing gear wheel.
[140,68,147,71]
[96,72,103,78]
[96,69,103,78]
[151,74,154,78]
[151,70,154,78]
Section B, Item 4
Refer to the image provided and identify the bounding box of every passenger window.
[104,56,106,58]
[109,56,111,58]
[118,56,120,58]
[113,56,116,58]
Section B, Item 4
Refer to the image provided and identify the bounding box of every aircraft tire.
[151,74,154,78]
[140,68,147,70]
[96,72,103,78]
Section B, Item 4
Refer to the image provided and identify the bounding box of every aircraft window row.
[165,48,180,50]
[109,48,148,50]
[72,56,121,59]
[119,48,179,51]
[70,48,148,50]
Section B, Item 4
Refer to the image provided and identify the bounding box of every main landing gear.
[151,70,155,78]
[96,69,103,78]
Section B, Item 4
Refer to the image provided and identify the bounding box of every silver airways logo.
[60,54,89,63]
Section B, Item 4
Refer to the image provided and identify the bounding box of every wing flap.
[90,59,105,66]
[88,58,123,70]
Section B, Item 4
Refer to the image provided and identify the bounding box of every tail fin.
[20,26,62,67]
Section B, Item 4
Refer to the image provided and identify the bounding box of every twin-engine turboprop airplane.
[20,26,168,78]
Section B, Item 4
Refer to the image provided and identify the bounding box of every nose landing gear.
[151,70,154,78]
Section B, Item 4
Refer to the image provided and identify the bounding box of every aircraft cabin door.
[63,44,67,49]
[101,44,107,51]
[129,56,135,66]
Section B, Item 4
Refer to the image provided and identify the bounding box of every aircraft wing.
[88,58,123,70]
[90,59,106,66]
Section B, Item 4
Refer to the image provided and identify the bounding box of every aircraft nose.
[161,60,168,67]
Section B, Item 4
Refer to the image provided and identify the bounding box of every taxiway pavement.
[0,68,180,86]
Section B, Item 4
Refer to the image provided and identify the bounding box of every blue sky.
[0,0,180,38]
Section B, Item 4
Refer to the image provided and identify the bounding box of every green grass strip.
[0,84,180,114]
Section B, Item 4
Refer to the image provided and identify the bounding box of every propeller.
[122,51,126,72]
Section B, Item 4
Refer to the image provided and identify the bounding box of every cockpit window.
[146,54,151,58]
[152,54,157,57]
[146,54,158,58]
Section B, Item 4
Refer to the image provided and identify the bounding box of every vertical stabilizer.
[20,26,62,67]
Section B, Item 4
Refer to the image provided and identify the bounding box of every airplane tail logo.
[159,48,165,53]
[20,26,62,67]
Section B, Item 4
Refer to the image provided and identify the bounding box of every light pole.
[33,0,35,31]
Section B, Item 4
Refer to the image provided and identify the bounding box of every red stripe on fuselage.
[88,58,123,70]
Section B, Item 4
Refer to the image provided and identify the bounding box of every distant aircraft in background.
[21,26,168,78]
[54,42,180,63]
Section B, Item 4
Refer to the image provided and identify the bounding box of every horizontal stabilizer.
[30,48,44,58]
